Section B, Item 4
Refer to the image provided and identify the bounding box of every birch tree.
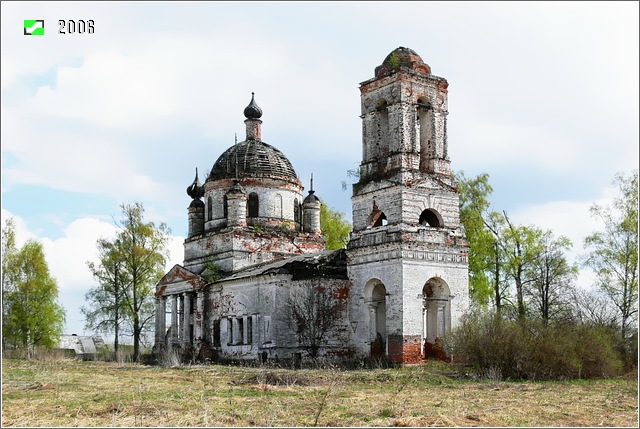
[582,170,638,342]
[83,202,170,361]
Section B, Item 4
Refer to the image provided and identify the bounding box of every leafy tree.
[502,215,544,321]
[456,172,513,312]
[582,170,638,343]
[1,218,65,358]
[484,212,511,314]
[2,218,18,350]
[457,172,563,320]
[83,202,170,361]
[82,238,129,359]
[525,231,577,324]
[457,172,497,305]
[320,202,352,250]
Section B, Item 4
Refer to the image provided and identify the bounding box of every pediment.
[407,175,458,192]
[156,264,206,296]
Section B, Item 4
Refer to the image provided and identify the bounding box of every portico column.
[155,297,162,345]
[182,293,191,346]
[159,297,167,344]
[194,291,203,342]
[368,304,378,342]
[437,303,446,338]
[171,295,178,345]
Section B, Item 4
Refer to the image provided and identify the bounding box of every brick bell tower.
[347,47,469,363]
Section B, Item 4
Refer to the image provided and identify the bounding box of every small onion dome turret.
[187,168,205,199]
[303,174,320,204]
[303,189,320,204]
[243,92,262,119]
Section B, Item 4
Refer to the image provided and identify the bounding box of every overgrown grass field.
[2,358,637,427]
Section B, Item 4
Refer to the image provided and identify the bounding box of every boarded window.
[246,316,253,344]
[248,193,259,218]
[237,318,244,344]
[213,319,221,347]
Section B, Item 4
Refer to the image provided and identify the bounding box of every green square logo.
[24,20,44,36]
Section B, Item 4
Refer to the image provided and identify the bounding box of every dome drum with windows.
[185,93,321,237]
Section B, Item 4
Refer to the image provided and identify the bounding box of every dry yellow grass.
[2,358,637,427]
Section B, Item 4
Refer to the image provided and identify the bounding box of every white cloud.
[40,217,118,292]
[509,187,617,268]
[167,235,185,269]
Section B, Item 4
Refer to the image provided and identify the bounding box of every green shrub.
[442,310,623,380]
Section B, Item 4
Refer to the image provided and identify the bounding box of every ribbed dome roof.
[208,140,299,182]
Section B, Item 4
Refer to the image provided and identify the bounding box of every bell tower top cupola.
[374,47,431,78]
[244,92,263,141]
[357,47,451,185]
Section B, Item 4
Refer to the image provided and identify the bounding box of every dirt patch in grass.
[2,359,637,427]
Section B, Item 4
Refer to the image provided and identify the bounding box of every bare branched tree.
[287,284,345,359]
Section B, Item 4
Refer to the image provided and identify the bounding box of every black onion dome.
[303,190,320,204]
[243,92,262,119]
[208,140,300,183]
[186,168,204,199]
[375,47,431,78]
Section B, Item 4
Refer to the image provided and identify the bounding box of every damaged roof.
[220,249,348,282]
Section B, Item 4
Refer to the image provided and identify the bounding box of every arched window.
[207,196,213,221]
[417,97,434,172]
[223,195,228,218]
[419,209,442,227]
[248,193,259,218]
[375,99,389,163]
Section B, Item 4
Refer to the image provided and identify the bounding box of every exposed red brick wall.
[387,335,423,364]
[424,339,449,361]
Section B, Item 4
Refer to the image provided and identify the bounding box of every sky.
[1,1,638,340]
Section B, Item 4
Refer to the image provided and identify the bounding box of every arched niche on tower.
[374,98,390,164]
[417,96,434,172]
[419,208,443,228]
[422,277,451,346]
[363,278,387,358]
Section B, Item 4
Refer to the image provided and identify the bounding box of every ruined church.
[153,47,470,364]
